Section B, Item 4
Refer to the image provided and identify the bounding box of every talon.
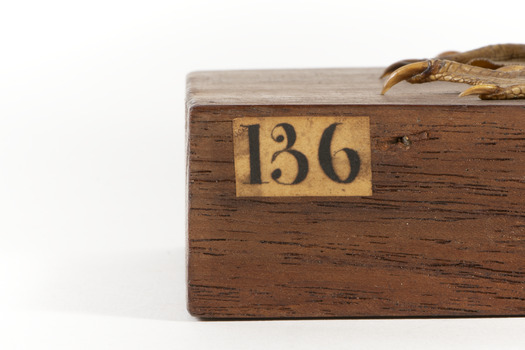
[381,61,431,95]
[459,84,500,97]
[380,59,423,79]
[465,59,503,70]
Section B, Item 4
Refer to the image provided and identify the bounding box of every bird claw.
[381,60,432,95]
[460,84,525,100]
[458,84,500,98]
[380,59,425,79]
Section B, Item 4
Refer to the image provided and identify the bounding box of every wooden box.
[186,68,525,319]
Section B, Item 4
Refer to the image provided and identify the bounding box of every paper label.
[233,116,372,197]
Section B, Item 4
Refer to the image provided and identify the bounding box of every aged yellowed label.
[232,116,372,197]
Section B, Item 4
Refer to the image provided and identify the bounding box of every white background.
[1,0,524,349]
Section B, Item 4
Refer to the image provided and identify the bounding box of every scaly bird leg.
[381,59,525,100]
[439,44,525,69]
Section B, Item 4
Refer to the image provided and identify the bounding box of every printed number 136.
[242,122,361,185]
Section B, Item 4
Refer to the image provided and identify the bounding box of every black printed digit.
[270,123,309,185]
[242,124,262,184]
[318,123,360,183]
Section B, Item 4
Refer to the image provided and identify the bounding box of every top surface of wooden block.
[187,68,525,108]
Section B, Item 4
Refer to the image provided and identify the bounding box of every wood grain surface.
[186,68,525,318]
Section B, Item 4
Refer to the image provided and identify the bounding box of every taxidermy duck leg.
[381,44,525,100]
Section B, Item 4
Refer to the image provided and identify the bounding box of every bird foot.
[381,44,525,100]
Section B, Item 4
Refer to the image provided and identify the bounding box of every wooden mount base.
[186,68,525,319]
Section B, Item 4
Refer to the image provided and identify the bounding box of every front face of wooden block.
[187,104,525,319]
